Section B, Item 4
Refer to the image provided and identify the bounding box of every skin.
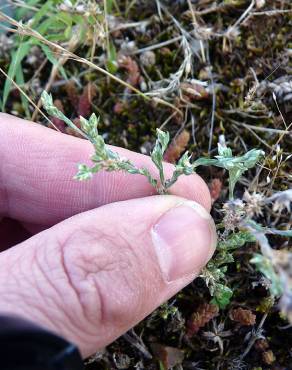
[0,113,217,358]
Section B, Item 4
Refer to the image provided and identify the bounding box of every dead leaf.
[118,55,141,87]
[77,82,97,118]
[151,344,184,369]
[229,307,256,326]
[209,178,223,204]
[180,82,209,101]
[164,130,190,164]
[186,303,219,337]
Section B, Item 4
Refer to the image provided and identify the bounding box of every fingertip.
[0,114,212,225]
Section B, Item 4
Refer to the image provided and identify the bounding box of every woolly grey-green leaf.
[41,91,87,139]
[251,254,283,297]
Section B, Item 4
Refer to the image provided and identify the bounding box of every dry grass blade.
[31,32,80,121]
[0,66,59,131]
[0,12,182,117]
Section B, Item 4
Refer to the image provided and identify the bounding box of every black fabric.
[0,315,84,370]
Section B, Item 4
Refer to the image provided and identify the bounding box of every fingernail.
[151,201,217,282]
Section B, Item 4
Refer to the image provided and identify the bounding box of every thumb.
[0,195,216,358]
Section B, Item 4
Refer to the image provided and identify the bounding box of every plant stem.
[240,312,268,360]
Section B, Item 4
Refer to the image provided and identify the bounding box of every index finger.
[0,113,211,225]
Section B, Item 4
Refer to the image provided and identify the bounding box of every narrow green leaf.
[106,41,118,74]
[57,12,73,27]
[39,44,68,80]
[15,65,30,118]
[106,0,114,13]
[15,0,42,20]
[31,1,53,29]
[2,41,31,111]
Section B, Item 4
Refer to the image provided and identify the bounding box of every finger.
[0,195,217,358]
[0,113,211,225]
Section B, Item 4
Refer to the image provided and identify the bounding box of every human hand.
[0,113,216,358]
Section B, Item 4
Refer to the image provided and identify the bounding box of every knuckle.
[61,227,143,329]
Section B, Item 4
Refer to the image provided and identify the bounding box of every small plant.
[41,91,264,197]
[201,230,256,308]
[248,223,292,322]
[41,91,292,313]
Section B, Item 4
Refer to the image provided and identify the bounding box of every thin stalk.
[0,12,182,117]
